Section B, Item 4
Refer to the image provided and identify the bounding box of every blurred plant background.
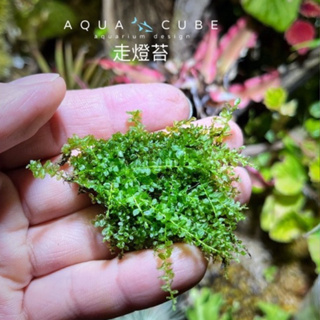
[0,0,319,319]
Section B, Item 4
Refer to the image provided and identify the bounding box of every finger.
[9,168,91,225]
[233,166,252,204]
[24,244,207,320]
[0,172,30,290]
[27,206,115,277]
[0,74,66,153]
[9,118,245,225]
[0,172,31,319]
[0,83,191,170]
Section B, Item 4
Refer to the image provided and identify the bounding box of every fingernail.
[10,73,60,85]
[187,97,194,119]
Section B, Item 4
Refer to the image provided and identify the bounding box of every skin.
[0,74,251,320]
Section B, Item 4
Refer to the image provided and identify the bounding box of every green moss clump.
[28,108,249,307]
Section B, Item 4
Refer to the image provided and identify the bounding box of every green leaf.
[309,101,320,119]
[279,100,297,117]
[264,87,287,111]
[271,154,307,195]
[305,118,320,138]
[261,194,305,232]
[309,157,320,183]
[234,98,241,107]
[307,229,320,274]
[187,289,225,320]
[270,211,314,243]
[257,301,291,320]
[241,0,302,32]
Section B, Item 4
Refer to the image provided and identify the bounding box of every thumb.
[0,74,66,153]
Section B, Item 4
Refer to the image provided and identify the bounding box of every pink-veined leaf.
[174,59,198,88]
[196,28,220,84]
[228,70,280,108]
[193,29,211,63]
[208,70,280,108]
[207,84,240,106]
[217,18,257,79]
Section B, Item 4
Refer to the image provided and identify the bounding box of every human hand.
[0,73,251,320]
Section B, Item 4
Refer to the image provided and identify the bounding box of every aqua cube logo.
[63,17,219,62]
[131,17,153,33]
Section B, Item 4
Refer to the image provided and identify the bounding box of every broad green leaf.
[261,194,305,232]
[271,154,307,195]
[241,0,302,32]
[301,140,319,160]
[307,229,320,274]
[282,134,299,153]
[305,118,320,138]
[264,87,287,111]
[261,195,276,231]
[309,158,320,183]
[270,211,314,242]
[309,101,320,119]
[257,301,291,320]
[187,289,225,320]
[280,100,297,117]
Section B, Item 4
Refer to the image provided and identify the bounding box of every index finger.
[0,83,191,170]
